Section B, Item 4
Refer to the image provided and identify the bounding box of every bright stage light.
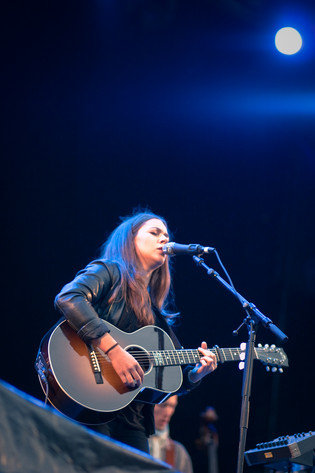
[275,27,302,55]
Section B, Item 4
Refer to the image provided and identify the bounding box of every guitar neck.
[151,347,249,367]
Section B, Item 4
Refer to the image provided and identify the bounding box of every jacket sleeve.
[177,366,202,394]
[54,260,117,343]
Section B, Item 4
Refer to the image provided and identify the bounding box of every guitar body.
[38,320,182,424]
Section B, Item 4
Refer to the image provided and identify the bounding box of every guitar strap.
[165,439,176,467]
[153,309,182,350]
[154,326,164,390]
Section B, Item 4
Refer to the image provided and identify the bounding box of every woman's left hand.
[188,341,217,384]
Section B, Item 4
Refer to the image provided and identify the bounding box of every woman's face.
[134,218,169,273]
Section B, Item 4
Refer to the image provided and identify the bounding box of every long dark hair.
[100,211,175,325]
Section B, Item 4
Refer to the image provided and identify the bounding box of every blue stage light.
[275,27,302,55]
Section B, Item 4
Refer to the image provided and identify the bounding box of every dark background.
[2,1,315,472]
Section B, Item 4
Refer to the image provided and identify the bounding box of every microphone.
[162,242,215,256]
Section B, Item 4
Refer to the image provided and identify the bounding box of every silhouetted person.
[194,406,219,473]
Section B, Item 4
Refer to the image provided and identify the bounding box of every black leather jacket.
[55,260,125,343]
[55,259,200,394]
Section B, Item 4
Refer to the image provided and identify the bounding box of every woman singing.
[55,210,217,453]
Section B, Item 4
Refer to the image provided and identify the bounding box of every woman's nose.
[160,234,168,244]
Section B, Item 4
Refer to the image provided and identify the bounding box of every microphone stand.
[192,255,288,473]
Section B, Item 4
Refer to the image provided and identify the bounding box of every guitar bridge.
[88,345,103,385]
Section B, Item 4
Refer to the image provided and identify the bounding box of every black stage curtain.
[0,380,178,473]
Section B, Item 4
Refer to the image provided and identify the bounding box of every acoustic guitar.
[36,320,288,424]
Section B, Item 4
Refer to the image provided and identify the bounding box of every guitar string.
[94,350,204,360]
[87,353,251,372]
[91,349,275,365]
[91,348,247,364]
[91,354,204,369]
[93,349,204,366]
[88,348,280,371]
[92,349,245,357]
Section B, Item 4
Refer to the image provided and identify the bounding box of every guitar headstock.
[238,343,289,372]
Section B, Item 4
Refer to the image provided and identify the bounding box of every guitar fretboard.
[150,347,250,367]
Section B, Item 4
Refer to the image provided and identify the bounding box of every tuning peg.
[270,344,276,350]
[258,343,262,348]
[266,366,270,372]
[240,342,246,351]
[239,362,244,370]
[279,368,283,374]
[264,344,270,349]
[272,367,278,373]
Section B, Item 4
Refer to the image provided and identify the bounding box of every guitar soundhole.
[126,346,151,373]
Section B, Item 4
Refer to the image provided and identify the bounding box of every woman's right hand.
[95,333,144,388]
[107,344,144,388]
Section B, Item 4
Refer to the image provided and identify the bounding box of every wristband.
[104,342,119,355]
